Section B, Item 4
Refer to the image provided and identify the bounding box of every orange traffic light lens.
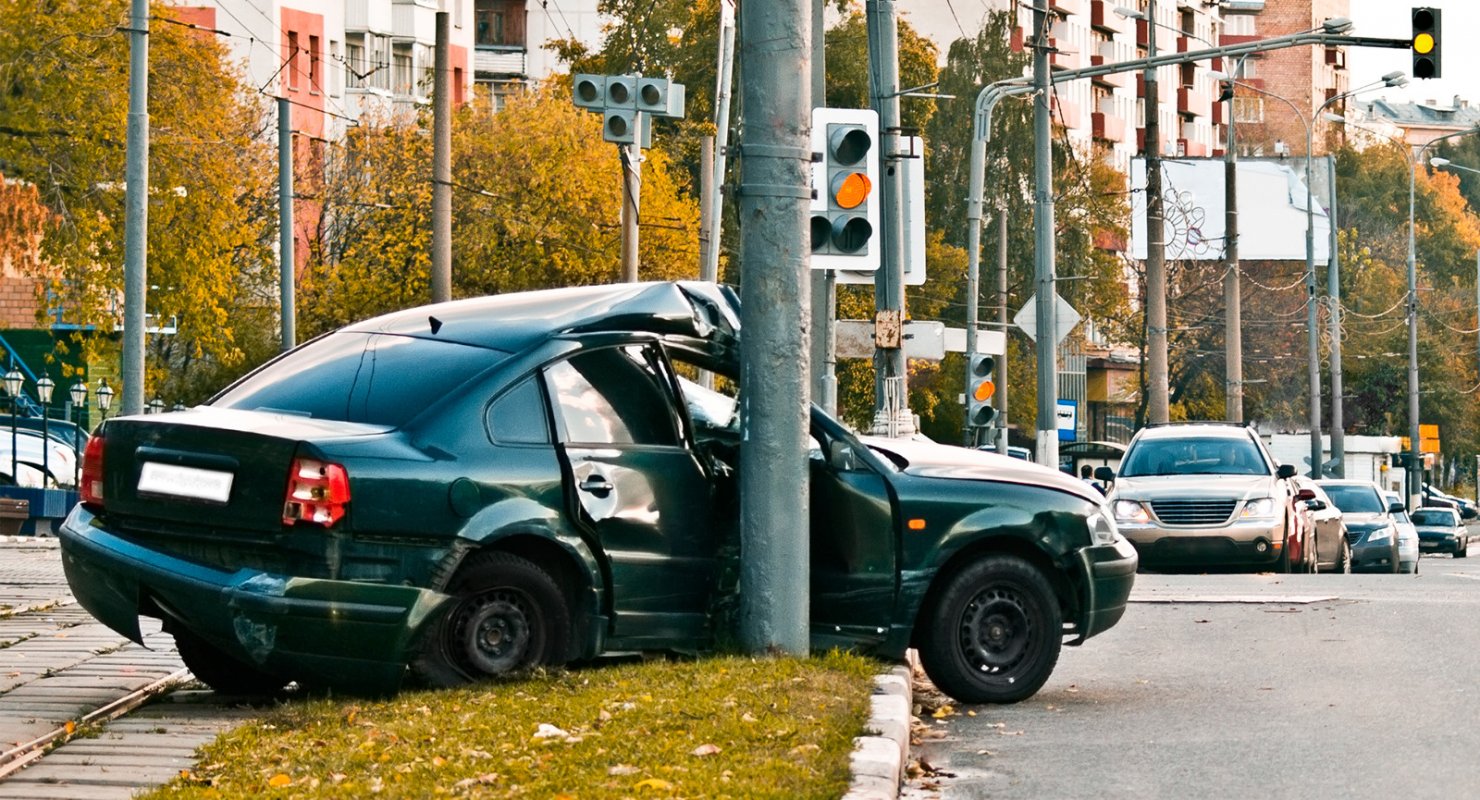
[833,172,871,209]
[972,380,996,403]
[1414,32,1434,54]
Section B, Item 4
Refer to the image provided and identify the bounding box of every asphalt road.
[906,550,1480,800]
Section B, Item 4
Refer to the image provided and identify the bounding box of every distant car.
[1295,477,1351,573]
[1104,422,1300,573]
[1411,506,1470,558]
[1316,480,1401,574]
[1423,483,1478,521]
[1383,491,1421,574]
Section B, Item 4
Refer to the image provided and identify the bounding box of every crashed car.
[58,281,1136,704]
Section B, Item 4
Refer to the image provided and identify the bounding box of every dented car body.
[58,281,1135,703]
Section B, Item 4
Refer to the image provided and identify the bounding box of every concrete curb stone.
[842,664,914,800]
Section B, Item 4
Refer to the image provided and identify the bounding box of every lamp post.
[96,379,113,425]
[69,380,86,489]
[36,374,53,486]
[4,368,21,486]
[148,397,164,415]
[1209,73,1404,478]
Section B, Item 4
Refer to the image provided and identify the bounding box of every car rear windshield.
[1321,484,1384,514]
[1411,509,1457,526]
[1119,436,1267,477]
[212,331,508,427]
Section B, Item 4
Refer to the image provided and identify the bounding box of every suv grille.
[1150,499,1238,526]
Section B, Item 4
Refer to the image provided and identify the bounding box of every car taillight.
[282,457,350,527]
[80,434,105,510]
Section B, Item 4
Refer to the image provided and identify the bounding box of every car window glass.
[1320,484,1384,514]
[546,347,679,446]
[1120,436,1266,477]
[1411,509,1455,526]
[488,377,551,445]
[212,331,507,427]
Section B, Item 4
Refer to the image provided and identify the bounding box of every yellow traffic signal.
[1412,7,1441,79]
[966,354,997,428]
[809,108,880,271]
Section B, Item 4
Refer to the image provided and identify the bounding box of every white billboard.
[1129,157,1330,264]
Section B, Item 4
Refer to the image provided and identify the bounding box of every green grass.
[141,652,879,799]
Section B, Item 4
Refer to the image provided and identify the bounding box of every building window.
[346,40,365,90]
[329,40,342,97]
[1224,13,1255,37]
[287,30,300,91]
[1233,96,1264,124]
[393,50,414,97]
[308,35,321,94]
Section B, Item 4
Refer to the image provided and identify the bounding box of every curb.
[843,664,913,800]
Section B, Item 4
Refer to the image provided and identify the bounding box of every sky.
[1348,0,1477,107]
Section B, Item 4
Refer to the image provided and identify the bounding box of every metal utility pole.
[1031,3,1058,467]
[701,0,737,285]
[122,0,149,416]
[277,98,296,352]
[809,0,838,415]
[1222,63,1242,423]
[736,0,810,656]
[867,0,911,437]
[1328,155,1344,476]
[431,11,452,305]
[1304,126,1322,478]
[1144,0,1168,425]
[996,208,1009,454]
[619,144,642,282]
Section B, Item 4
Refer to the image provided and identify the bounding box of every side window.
[488,377,551,445]
[546,346,681,446]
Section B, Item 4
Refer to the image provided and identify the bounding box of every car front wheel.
[917,555,1062,705]
[413,552,572,688]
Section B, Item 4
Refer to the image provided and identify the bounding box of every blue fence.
[0,486,77,535]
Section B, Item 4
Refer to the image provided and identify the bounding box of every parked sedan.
[56,281,1136,705]
[1295,477,1350,573]
[1383,491,1421,574]
[1316,480,1401,574]
[1411,506,1470,558]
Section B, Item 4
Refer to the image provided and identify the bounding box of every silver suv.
[1102,423,1298,572]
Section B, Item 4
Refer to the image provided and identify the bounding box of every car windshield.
[1411,508,1457,526]
[1119,436,1266,477]
[1321,484,1384,514]
[212,331,508,427]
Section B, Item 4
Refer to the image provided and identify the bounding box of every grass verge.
[142,651,879,799]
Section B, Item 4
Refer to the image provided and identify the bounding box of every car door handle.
[579,475,614,497]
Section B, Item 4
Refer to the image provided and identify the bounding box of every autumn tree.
[0,0,280,403]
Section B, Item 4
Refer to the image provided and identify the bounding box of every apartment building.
[1348,96,1480,150]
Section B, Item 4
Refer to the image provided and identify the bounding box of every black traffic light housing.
[1411,7,1441,79]
[966,354,997,428]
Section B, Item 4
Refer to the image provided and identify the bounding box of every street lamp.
[147,397,165,415]
[96,379,113,424]
[36,374,53,486]
[3,368,21,486]
[1207,72,1405,478]
[68,380,85,489]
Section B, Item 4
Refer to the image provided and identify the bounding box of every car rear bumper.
[1071,536,1139,644]
[57,506,452,692]
[1120,520,1285,570]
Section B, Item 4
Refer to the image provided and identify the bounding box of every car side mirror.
[1094,466,1115,483]
[1276,464,1297,479]
[1388,501,1406,515]
[1295,488,1316,501]
[828,440,857,472]
[1305,499,1326,511]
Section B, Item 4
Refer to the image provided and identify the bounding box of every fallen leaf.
[932,705,955,719]
[741,712,758,723]
[534,723,570,739]
[691,743,721,757]
[268,773,292,787]
[609,764,640,776]
[64,721,75,735]
[635,778,674,790]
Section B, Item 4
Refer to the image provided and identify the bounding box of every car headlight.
[1112,499,1149,524]
[1365,526,1392,543]
[1240,497,1277,519]
[1087,512,1121,545]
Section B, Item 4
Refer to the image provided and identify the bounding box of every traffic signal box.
[1412,7,1441,79]
[966,354,997,428]
[572,74,685,146]
[810,108,880,271]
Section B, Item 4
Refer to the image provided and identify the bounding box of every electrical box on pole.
[1411,7,1441,79]
[809,107,880,271]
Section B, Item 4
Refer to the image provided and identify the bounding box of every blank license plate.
[137,462,234,504]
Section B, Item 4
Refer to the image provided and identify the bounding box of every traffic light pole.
[619,144,641,282]
[866,0,911,437]
[1031,3,1058,467]
[809,0,838,416]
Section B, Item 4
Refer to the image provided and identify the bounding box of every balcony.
[475,45,526,78]
[1090,55,1126,88]
[1093,111,1126,141]
[1219,33,1258,47]
[1178,85,1210,117]
[392,0,437,43]
[1326,47,1346,69]
[1178,138,1210,157]
[345,0,393,34]
[1049,38,1082,70]
[1049,0,1085,14]
[1089,0,1124,33]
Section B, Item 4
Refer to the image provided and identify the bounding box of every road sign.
[1013,293,1081,345]
[1056,399,1078,442]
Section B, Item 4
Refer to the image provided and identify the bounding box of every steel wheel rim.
[959,586,1033,674]
[452,589,535,675]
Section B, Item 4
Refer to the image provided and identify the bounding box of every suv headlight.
[1240,497,1277,519]
[1087,512,1121,545]
[1112,499,1149,524]
[1365,526,1392,543]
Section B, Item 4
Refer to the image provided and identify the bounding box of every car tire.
[172,627,288,696]
[412,552,572,688]
[1456,539,1468,559]
[916,555,1062,705]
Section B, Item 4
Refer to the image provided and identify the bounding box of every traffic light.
[1411,7,1441,79]
[966,354,997,428]
[810,107,880,271]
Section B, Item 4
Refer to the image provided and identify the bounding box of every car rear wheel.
[917,555,1062,705]
[413,552,572,688]
[172,627,288,696]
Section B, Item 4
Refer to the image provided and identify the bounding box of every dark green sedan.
[58,281,1135,704]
